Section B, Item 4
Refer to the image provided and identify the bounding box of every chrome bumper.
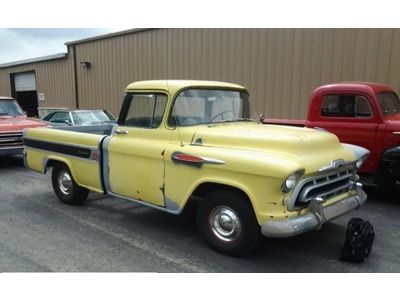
[261,185,367,238]
[0,146,23,156]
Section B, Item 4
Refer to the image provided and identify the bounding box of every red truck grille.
[288,164,357,211]
[0,131,24,149]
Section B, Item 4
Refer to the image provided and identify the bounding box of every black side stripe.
[24,138,92,159]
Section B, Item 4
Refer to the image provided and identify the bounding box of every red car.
[0,96,47,156]
[263,82,400,188]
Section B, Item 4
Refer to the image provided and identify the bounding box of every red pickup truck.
[0,96,47,156]
[263,82,400,187]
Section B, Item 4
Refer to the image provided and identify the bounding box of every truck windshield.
[169,89,252,126]
[0,100,24,116]
[377,92,400,115]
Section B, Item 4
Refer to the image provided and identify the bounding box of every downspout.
[72,44,80,109]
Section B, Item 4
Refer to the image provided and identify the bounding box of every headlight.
[281,170,304,193]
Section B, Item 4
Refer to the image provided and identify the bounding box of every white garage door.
[14,72,36,92]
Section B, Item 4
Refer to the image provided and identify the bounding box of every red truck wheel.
[51,163,89,205]
[196,189,262,256]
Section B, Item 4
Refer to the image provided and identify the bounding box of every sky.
[0,0,398,65]
[0,28,124,64]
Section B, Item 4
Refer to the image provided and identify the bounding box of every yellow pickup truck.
[23,80,369,256]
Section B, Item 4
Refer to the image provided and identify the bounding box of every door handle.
[115,129,128,135]
[393,132,400,135]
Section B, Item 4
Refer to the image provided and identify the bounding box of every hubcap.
[58,170,73,195]
[209,206,241,242]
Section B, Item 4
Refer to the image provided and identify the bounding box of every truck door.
[106,93,170,207]
[310,93,378,173]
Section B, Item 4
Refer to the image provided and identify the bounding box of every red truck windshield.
[0,100,24,116]
[377,92,400,116]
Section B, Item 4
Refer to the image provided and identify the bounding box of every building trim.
[0,53,67,69]
[64,28,154,46]
[72,45,79,109]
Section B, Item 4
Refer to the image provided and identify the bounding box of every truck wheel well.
[44,159,65,173]
[189,182,251,205]
[181,182,253,217]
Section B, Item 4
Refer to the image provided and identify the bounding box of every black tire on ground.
[196,189,262,256]
[51,163,89,205]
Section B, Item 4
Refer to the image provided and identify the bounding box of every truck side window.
[321,95,372,118]
[122,94,167,128]
[377,92,400,115]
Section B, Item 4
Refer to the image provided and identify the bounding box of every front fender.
[164,145,305,224]
[382,146,400,160]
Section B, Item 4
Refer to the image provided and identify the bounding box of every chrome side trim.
[23,147,99,170]
[107,191,182,215]
[201,157,226,165]
[165,197,183,214]
[172,151,225,166]
[24,136,100,151]
[101,136,113,193]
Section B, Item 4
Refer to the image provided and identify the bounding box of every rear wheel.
[51,163,89,205]
[196,189,262,256]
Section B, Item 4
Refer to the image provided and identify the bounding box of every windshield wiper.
[216,118,255,123]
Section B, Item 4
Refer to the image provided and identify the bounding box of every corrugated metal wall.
[1,28,400,118]
[0,57,76,109]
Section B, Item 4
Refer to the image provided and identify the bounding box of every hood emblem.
[319,159,345,172]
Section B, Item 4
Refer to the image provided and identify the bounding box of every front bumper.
[261,185,367,238]
[0,146,23,156]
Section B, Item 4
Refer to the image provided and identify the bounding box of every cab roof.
[125,80,247,94]
[314,82,396,95]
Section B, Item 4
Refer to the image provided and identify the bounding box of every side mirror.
[65,120,73,126]
[259,113,265,123]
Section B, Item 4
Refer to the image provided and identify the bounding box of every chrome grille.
[0,131,24,149]
[288,164,356,211]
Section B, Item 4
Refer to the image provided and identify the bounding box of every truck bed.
[23,124,116,194]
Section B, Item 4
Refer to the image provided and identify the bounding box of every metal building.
[1,28,400,118]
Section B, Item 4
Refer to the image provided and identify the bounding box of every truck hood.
[188,122,356,172]
[0,115,47,132]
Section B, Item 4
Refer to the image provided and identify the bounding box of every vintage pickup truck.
[263,82,400,188]
[24,80,369,256]
[0,96,47,156]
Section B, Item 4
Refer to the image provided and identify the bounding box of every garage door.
[14,72,36,91]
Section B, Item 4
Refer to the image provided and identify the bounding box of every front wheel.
[196,190,262,256]
[51,163,89,205]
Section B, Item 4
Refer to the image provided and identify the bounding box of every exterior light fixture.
[80,61,91,68]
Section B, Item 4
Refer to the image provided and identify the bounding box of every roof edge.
[65,28,154,46]
[0,53,67,69]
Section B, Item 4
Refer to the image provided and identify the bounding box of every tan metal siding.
[0,58,75,109]
[2,28,400,118]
